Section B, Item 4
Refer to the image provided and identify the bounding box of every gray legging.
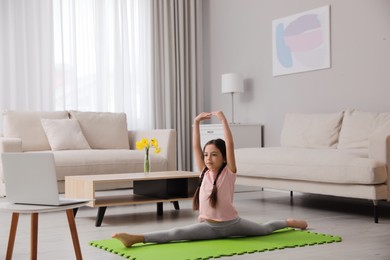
[144,218,287,243]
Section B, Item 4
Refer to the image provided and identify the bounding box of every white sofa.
[235,109,390,223]
[0,110,177,196]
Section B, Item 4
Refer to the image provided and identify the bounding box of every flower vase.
[144,149,150,174]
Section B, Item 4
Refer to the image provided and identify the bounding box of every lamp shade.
[221,73,244,94]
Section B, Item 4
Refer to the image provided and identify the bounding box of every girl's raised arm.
[212,111,237,173]
[193,112,212,172]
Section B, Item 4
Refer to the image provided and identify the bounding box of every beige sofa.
[0,110,176,196]
[235,109,390,223]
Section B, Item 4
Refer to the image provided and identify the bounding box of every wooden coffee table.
[65,171,199,226]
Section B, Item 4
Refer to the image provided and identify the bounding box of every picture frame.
[272,5,331,76]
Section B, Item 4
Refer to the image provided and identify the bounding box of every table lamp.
[221,73,244,124]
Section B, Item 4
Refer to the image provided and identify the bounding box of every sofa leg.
[373,200,379,223]
[290,191,294,205]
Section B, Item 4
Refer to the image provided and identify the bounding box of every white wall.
[202,0,390,146]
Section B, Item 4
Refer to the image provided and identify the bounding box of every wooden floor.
[0,186,389,259]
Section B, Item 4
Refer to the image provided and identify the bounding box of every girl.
[112,111,307,247]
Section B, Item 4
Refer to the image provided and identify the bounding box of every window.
[52,0,153,128]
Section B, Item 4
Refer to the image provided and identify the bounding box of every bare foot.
[286,219,308,230]
[112,233,145,247]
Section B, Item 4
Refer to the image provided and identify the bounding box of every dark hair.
[192,139,227,211]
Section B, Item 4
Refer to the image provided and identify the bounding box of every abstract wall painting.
[272,5,330,76]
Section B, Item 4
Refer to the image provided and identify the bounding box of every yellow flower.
[151,138,158,148]
[136,137,161,154]
[141,138,149,147]
[136,141,143,150]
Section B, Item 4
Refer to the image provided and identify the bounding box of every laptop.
[2,152,89,206]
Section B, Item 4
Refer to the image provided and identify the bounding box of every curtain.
[53,0,153,129]
[0,0,154,130]
[0,0,55,114]
[152,0,203,170]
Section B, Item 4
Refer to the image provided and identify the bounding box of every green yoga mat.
[90,228,341,260]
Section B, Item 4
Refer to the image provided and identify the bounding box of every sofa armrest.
[0,137,23,152]
[369,127,390,164]
[369,126,390,201]
[128,129,177,171]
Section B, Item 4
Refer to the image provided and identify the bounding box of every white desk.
[0,202,88,260]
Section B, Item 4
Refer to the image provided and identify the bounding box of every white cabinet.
[193,124,263,171]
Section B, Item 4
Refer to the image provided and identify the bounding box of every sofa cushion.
[338,109,390,150]
[52,149,167,180]
[41,119,91,151]
[2,111,69,151]
[69,111,130,149]
[280,112,343,148]
[235,147,387,185]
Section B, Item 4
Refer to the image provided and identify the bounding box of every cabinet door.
[200,125,224,149]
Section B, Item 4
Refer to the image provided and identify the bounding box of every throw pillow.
[69,111,130,149]
[337,109,390,149]
[41,119,91,151]
[280,112,343,148]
